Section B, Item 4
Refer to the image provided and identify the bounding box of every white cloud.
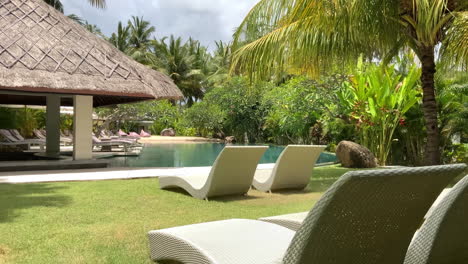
[61,0,259,48]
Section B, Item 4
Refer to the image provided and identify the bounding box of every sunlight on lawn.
[0,165,353,263]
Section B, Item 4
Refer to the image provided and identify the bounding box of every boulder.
[336,141,378,168]
[160,128,176,137]
[225,136,236,144]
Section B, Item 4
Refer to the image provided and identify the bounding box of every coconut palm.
[232,0,468,165]
[109,22,130,52]
[128,16,155,49]
[83,22,105,38]
[151,36,204,106]
[43,0,105,12]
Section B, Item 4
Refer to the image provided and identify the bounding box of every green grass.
[0,165,355,264]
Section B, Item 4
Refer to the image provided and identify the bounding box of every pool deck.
[0,163,276,184]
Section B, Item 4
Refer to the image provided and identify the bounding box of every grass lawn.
[0,165,355,264]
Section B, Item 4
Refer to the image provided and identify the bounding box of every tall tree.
[109,22,130,52]
[232,0,468,165]
[151,36,205,106]
[128,16,155,49]
[43,0,106,12]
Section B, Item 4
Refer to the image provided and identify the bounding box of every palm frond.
[439,11,468,70]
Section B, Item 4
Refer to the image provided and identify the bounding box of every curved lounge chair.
[253,145,326,192]
[148,164,467,264]
[404,173,468,264]
[159,146,268,200]
[259,187,454,231]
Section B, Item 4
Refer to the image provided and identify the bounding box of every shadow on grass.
[0,183,71,223]
[162,187,260,202]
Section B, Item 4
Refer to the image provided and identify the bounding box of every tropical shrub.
[338,61,421,165]
[183,102,225,137]
[204,77,273,142]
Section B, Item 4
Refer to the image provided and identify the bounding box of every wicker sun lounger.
[259,187,454,231]
[148,164,467,264]
[253,145,326,192]
[404,172,468,264]
[159,146,268,200]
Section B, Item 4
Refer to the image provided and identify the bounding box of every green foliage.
[338,61,421,165]
[443,144,468,164]
[151,36,206,105]
[143,100,181,134]
[183,102,226,137]
[263,77,321,144]
[204,77,273,142]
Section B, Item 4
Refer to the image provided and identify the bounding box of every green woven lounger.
[404,172,468,264]
[158,146,268,200]
[253,145,326,192]
[148,164,466,264]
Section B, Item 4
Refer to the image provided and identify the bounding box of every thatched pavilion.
[0,0,182,160]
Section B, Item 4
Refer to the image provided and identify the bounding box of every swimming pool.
[107,143,337,168]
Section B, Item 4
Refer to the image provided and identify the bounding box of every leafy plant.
[338,61,421,165]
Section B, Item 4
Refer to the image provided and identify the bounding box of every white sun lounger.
[148,164,467,264]
[159,146,268,200]
[259,188,454,231]
[253,145,326,192]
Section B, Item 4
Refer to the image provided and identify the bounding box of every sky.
[62,0,259,49]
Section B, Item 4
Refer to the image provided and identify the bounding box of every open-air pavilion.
[0,0,182,161]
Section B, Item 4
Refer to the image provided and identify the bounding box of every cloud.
[61,0,259,48]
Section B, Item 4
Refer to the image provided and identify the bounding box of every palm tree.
[43,0,106,12]
[109,22,130,52]
[151,36,205,106]
[128,16,155,49]
[231,0,468,165]
[43,0,63,12]
[207,41,232,86]
[83,22,105,38]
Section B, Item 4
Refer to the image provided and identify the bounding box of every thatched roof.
[0,0,183,107]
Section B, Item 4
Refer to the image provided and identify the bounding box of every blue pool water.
[107,143,337,168]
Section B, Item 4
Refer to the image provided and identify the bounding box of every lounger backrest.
[92,135,101,143]
[0,129,18,142]
[283,164,467,264]
[205,146,268,198]
[269,145,325,190]
[34,129,46,139]
[404,173,468,264]
[9,129,25,141]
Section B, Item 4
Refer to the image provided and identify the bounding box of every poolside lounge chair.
[32,129,72,145]
[129,132,141,138]
[148,164,467,264]
[404,173,468,264]
[253,145,326,192]
[259,187,454,231]
[0,129,45,150]
[158,146,268,200]
[140,129,151,137]
[92,135,136,152]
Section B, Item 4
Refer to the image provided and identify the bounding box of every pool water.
[107,143,337,168]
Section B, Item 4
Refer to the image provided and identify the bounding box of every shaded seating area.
[0,0,182,161]
[148,164,467,263]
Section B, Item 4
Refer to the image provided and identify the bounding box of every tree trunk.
[419,46,441,165]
